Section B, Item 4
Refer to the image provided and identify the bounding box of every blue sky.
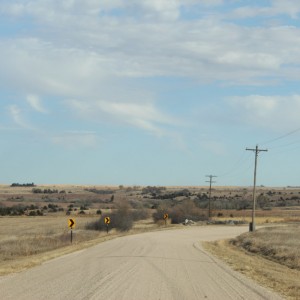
[1,0,300,187]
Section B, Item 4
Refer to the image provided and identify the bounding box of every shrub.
[111,201,133,231]
[152,206,169,223]
[85,218,104,231]
[85,200,135,232]
[153,200,207,224]
[36,210,43,216]
[131,208,149,221]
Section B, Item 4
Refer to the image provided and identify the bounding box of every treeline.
[0,203,64,216]
[153,189,191,199]
[11,183,35,187]
[32,188,66,194]
[85,188,113,195]
[141,186,166,195]
[0,204,39,216]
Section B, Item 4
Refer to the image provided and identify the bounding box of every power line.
[219,160,253,181]
[267,143,300,157]
[218,151,252,178]
[268,138,300,151]
[260,127,300,146]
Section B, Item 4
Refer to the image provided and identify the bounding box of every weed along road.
[0,226,282,300]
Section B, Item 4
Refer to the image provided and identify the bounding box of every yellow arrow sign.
[164,213,168,220]
[68,218,75,228]
[104,217,110,224]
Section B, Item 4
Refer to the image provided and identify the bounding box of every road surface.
[0,226,282,300]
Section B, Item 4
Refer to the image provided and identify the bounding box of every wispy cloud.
[66,99,178,137]
[26,94,48,113]
[8,105,33,129]
[0,1,299,91]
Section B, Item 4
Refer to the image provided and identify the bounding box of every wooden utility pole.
[246,145,268,232]
[206,175,217,219]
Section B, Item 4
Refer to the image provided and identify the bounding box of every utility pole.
[246,145,268,232]
[206,175,217,219]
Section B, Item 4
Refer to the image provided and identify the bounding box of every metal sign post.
[68,218,75,243]
[104,217,110,234]
[163,213,168,226]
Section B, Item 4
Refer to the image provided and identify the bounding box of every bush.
[96,209,102,215]
[152,207,168,223]
[153,200,207,224]
[85,200,135,232]
[36,210,43,216]
[0,205,26,216]
[131,208,149,221]
[110,201,133,231]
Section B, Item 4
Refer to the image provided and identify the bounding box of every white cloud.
[26,94,47,113]
[6,104,41,132]
[229,0,300,19]
[0,0,224,21]
[270,0,300,18]
[1,0,300,141]
[66,99,177,137]
[1,20,299,94]
[8,105,32,129]
[229,95,300,130]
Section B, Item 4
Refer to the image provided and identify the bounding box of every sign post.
[163,213,168,226]
[68,218,75,243]
[104,217,110,234]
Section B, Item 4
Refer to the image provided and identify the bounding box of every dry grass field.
[204,225,300,299]
[0,214,174,276]
[232,226,300,270]
[1,183,300,287]
[0,215,100,275]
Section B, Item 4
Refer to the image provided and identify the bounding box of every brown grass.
[0,215,99,272]
[203,225,300,299]
[0,215,180,276]
[231,225,300,270]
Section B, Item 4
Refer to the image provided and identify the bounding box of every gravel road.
[0,226,282,300]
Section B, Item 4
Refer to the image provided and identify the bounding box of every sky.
[1,0,300,187]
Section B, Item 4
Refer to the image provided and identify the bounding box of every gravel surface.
[0,226,282,300]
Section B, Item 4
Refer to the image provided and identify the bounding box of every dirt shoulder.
[203,239,300,299]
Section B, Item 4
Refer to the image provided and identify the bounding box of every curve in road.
[0,226,282,300]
